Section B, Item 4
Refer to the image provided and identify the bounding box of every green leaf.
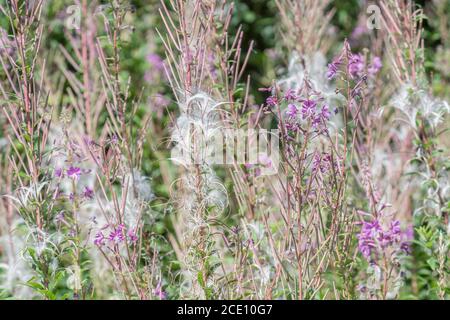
[427,258,438,271]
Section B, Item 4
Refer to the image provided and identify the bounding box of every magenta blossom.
[67,166,82,180]
[312,105,332,129]
[55,168,63,178]
[368,56,382,76]
[312,153,333,174]
[127,229,138,243]
[94,231,106,246]
[284,89,297,101]
[358,220,382,259]
[266,96,278,107]
[349,53,365,78]
[153,281,167,300]
[109,224,125,244]
[327,59,341,80]
[147,53,165,71]
[286,104,299,118]
[400,226,414,253]
[301,99,317,120]
[321,105,331,121]
[145,53,166,82]
[83,186,94,200]
[358,218,412,261]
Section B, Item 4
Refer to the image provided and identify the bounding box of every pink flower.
[153,281,167,300]
[321,105,331,121]
[94,231,106,246]
[266,96,278,107]
[301,99,317,119]
[368,56,382,76]
[108,224,125,244]
[327,59,341,80]
[358,218,412,261]
[286,104,299,118]
[147,53,165,71]
[349,53,365,78]
[83,186,94,200]
[312,153,332,173]
[284,89,297,101]
[55,168,63,178]
[67,166,82,180]
[145,53,166,82]
[127,229,138,243]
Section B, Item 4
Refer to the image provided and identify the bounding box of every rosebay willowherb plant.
[381,0,449,299]
[159,0,233,298]
[0,0,448,300]
[0,0,72,299]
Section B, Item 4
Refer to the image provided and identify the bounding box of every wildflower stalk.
[382,0,449,299]
[0,0,63,298]
[160,0,242,298]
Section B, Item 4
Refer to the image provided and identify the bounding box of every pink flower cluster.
[327,51,382,80]
[54,167,94,201]
[284,98,331,134]
[145,53,166,83]
[357,218,412,261]
[94,224,138,247]
[312,153,333,174]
